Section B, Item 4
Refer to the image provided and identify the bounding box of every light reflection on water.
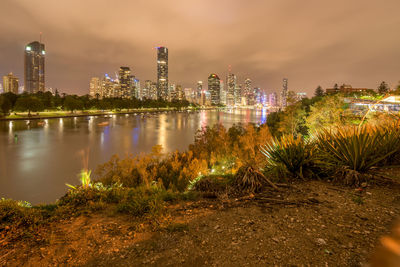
[0,109,264,204]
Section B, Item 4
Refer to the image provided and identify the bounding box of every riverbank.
[1,178,399,266]
[0,107,219,121]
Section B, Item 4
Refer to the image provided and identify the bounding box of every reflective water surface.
[0,109,267,204]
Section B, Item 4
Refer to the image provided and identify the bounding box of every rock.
[316,238,327,246]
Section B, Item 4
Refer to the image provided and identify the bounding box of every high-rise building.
[234,84,241,105]
[176,85,184,100]
[89,77,101,98]
[243,78,254,105]
[184,88,193,102]
[2,72,19,94]
[226,73,236,106]
[119,67,132,98]
[168,83,176,101]
[253,87,261,105]
[281,78,288,108]
[157,47,168,100]
[219,80,226,105]
[133,79,140,99]
[208,73,220,105]
[150,82,158,100]
[24,41,45,93]
[196,81,203,103]
[143,80,152,99]
[100,74,117,98]
[269,92,277,107]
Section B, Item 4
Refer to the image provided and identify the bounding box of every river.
[0,109,267,204]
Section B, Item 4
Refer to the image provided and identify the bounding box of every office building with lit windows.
[24,41,45,93]
[157,47,168,100]
[208,73,220,105]
[2,72,19,94]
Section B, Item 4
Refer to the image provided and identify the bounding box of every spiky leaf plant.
[315,124,400,185]
[260,135,316,180]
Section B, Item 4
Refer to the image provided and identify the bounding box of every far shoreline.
[0,107,220,121]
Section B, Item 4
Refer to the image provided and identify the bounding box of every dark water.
[0,109,267,204]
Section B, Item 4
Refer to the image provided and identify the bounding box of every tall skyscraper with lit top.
[24,41,45,93]
[157,46,168,100]
[208,73,220,105]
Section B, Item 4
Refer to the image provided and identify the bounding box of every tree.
[64,95,83,113]
[314,86,324,97]
[378,81,389,95]
[14,96,44,116]
[306,95,347,133]
[0,95,12,116]
[393,81,400,95]
[277,102,307,137]
[333,83,339,91]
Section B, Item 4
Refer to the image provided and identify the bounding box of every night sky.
[1,0,400,95]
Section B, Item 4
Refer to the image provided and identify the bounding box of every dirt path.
[2,181,400,266]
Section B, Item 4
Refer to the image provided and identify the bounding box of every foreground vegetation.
[1,91,400,262]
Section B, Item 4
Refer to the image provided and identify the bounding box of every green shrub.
[260,135,316,180]
[315,124,400,185]
[0,199,41,228]
[190,174,233,193]
[115,186,163,217]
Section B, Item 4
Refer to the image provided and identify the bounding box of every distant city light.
[26,46,31,51]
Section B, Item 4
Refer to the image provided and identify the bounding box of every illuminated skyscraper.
[89,77,101,98]
[219,79,226,105]
[24,41,45,93]
[133,79,140,99]
[157,46,168,100]
[235,84,241,105]
[143,80,152,99]
[281,78,288,108]
[118,67,133,98]
[226,73,236,106]
[176,85,184,100]
[269,92,277,107]
[208,73,220,105]
[197,81,203,95]
[244,78,253,105]
[2,72,19,94]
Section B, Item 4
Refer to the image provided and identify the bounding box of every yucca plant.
[315,124,400,185]
[66,169,92,190]
[260,135,316,180]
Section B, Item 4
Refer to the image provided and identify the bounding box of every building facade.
[157,47,168,100]
[24,41,45,93]
[208,73,220,105]
[89,77,101,98]
[226,73,236,106]
[118,66,133,98]
[280,78,288,108]
[2,72,19,94]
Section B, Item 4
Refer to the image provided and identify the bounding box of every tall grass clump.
[315,123,400,185]
[260,135,316,180]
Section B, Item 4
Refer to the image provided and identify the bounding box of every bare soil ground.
[1,180,400,267]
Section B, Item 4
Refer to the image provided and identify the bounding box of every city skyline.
[1,0,400,95]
